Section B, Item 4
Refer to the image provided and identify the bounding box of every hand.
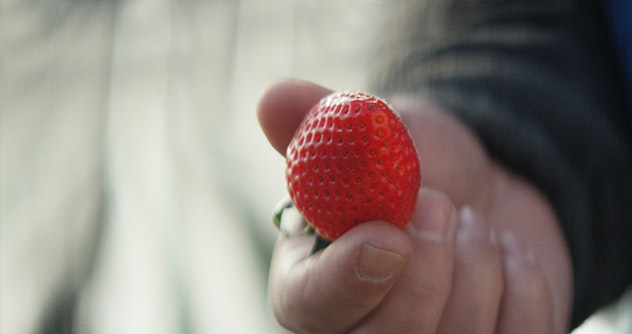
[258,79,572,333]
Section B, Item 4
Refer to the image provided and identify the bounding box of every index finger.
[257,79,332,156]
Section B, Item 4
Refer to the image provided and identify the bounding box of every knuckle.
[454,237,504,300]
[402,275,448,303]
[273,278,320,333]
[457,226,502,272]
[275,299,324,334]
[508,257,553,308]
[471,235,501,264]
[521,266,552,303]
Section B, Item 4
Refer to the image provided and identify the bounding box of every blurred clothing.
[607,0,632,108]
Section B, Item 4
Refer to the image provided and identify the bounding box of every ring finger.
[437,207,504,333]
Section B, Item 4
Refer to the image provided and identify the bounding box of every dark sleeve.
[372,0,632,329]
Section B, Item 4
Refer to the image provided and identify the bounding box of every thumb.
[269,216,412,333]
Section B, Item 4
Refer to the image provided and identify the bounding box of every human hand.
[258,79,572,333]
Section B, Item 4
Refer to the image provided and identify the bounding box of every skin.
[258,79,572,334]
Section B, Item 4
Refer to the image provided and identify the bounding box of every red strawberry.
[286,91,421,241]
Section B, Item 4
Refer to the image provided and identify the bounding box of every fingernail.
[459,206,481,230]
[459,206,496,244]
[357,243,407,282]
[410,190,456,242]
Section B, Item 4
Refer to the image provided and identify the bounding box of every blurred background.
[1,0,630,333]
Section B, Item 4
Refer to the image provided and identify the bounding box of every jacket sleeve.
[372,0,632,328]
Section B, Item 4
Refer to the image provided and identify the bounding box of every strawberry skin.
[286,91,421,241]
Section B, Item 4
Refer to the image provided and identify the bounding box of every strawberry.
[285,91,421,241]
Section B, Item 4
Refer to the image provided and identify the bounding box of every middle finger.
[351,189,458,333]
